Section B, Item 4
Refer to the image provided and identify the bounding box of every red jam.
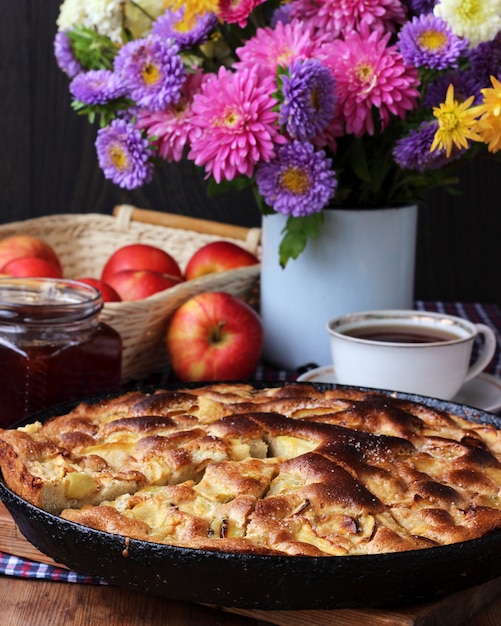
[0,278,122,427]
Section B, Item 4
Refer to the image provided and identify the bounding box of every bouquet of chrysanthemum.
[54,0,501,265]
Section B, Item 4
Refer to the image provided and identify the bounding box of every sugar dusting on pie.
[1,383,501,556]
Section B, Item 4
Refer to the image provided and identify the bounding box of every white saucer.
[297,365,501,413]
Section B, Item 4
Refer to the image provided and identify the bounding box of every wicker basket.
[0,205,261,382]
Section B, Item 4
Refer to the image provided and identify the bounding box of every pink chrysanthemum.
[188,66,286,182]
[136,71,204,162]
[318,25,420,137]
[289,0,406,39]
[217,0,266,28]
[235,19,319,80]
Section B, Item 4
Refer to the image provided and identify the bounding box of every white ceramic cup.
[326,310,497,400]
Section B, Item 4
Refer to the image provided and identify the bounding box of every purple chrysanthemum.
[117,105,140,123]
[70,70,125,105]
[95,119,153,189]
[114,35,186,111]
[151,9,217,50]
[468,36,501,83]
[54,31,82,78]
[398,14,467,69]
[270,3,294,27]
[256,140,337,217]
[393,121,463,171]
[406,0,437,16]
[279,59,337,141]
[424,70,484,106]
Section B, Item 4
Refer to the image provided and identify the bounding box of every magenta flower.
[235,19,319,80]
[218,0,266,28]
[290,0,406,39]
[136,71,204,163]
[318,24,420,136]
[188,67,286,182]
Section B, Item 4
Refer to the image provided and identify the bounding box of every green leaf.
[71,96,136,127]
[278,213,324,267]
[67,26,119,71]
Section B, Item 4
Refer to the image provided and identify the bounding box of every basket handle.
[113,205,261,254]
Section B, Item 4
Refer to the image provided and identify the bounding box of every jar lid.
[0,278,103,324]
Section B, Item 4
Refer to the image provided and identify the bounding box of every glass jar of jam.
[0,277,122,427]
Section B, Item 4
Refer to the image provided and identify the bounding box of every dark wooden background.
[1,1,499,303]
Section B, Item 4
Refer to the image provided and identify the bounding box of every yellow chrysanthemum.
[474,76,501,152]
[430,83,483,157]
[163,0,219,28]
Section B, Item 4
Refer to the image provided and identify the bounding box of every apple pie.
[1,382,501,557]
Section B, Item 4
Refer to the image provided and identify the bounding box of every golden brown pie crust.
[1,383,501,557]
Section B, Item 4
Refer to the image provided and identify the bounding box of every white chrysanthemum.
[85,0,125,43]
[57,0,165,42]
[57,0,124,42]
[434,0,501,48]
[56,0,87,31]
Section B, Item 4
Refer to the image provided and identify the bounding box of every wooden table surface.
[1,576,501,626]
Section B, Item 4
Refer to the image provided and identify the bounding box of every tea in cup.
[326,310,497,400]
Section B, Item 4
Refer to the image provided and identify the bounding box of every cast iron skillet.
[2,381,501,610]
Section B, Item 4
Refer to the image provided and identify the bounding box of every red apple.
[185,241,259,280]
[166,291,263,382]
[102,243,183,283]
[0,235,62,274]
[106,269,182,301]
[2,256,63,278]
[75,277,122,302]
